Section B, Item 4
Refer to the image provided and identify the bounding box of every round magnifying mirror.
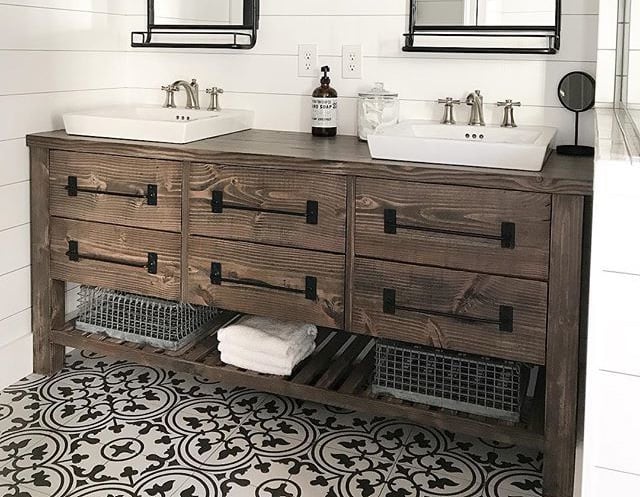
[557,71,596,157]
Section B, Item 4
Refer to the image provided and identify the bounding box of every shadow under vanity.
[26,129,592,497]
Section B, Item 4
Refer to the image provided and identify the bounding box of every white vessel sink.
[63,106,254,144]
[368,120,557,171]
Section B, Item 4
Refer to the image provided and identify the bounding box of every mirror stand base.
[556,145,595,157]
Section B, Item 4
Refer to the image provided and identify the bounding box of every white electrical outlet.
[342,44,362,79]
[298,44,318,77]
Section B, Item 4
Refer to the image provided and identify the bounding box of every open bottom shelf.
[51,312,544,450]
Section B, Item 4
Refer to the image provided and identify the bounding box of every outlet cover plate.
[342,44,362,79]
[298,44,318,77]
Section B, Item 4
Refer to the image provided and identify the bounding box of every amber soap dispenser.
[311,66,338,137]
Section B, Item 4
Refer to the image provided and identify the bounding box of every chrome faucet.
[466,90,485,126]
[161,84,178,108]
[171,78,200,109]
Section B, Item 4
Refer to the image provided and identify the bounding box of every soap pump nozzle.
[320,66,331,85]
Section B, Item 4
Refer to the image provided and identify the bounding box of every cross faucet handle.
[161,84,179,108]
[438,97,461,125]
[438,97,461,105]
[497,99,522,107]
[206,87,225,111]
[497,100,521,128]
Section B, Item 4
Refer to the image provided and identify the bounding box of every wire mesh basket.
[372,340,535,423]
[76,286,220,351]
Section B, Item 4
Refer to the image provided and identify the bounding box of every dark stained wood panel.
[355,178,551,280]
[30,146,66,374]
[189,237,345,329]
[50,218,181,300]
[190,164,347,253]
[352,258,548,364]
[50,151,182,232]
[28,130,594,195]
[543,194,584,497]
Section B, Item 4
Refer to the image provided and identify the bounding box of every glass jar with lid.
[357,82,399,141]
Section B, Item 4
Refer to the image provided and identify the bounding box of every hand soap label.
[312,98,338,128]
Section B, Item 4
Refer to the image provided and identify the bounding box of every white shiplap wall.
[117,0,599,146]
[0,2,129,388]
[0,0,599,387]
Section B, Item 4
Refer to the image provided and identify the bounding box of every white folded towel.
[220,339,316,376]
[218,316,317,358]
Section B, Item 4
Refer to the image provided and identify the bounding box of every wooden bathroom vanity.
[27,130,593,497]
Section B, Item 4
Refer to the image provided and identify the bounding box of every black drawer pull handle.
[211,191,318,225]
[66,176,158,206]
[384,209,516,249]
[210,262,317,301]
[66,240,158,274]
[382,288,513,333]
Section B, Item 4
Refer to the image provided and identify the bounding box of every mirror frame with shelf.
[403,0,561,54]
[131,0,260,49]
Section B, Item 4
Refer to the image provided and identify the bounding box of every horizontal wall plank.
[0,332,33,389]
[0,51,125,96]
[0,182,29,232]
[0,308,30,350]
[0,138,29,187]
[0,266,30,322]
[0,223,30,276]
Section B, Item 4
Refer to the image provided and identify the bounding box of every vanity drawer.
[355,178,551,279]
[50,151,182,232]
[189,164,347,253]
[188,237,345,329]
[50,218,181,300]
[352,258,547,364]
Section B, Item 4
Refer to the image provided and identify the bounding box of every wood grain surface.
[27,130,594,195]
[189,163,347,253]
[543,195,585,497]
[352,258,548,364]
[50,150,182,232]
[50,218,181,300]
[188,236,345,329]
[30,146,66,374]
[355,177,552,280]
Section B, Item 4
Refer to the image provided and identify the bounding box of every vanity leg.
[30,146,65,375]
[544,194,584,497]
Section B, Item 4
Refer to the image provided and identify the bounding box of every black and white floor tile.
[0,349,543,497]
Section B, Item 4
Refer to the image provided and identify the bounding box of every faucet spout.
[172,79,200,110]
[466,90,485,126]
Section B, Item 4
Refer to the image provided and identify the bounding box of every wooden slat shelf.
[51,315,545,450]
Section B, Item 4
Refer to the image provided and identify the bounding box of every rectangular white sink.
[368,120,557,171]
[63,106,254,144]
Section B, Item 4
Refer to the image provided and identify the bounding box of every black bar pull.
[66,240,158,274]
[210,262,317,301]
[384,208,516,249]
[66,176,158,206]
[212,191,318,225]
[382,288,513,333]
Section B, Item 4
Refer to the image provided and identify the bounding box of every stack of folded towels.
[218,315,317,376]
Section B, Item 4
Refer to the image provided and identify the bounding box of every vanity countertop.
[27,129,593,195]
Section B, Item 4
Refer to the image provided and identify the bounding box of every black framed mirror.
[404,0,561,54]
[556,71,596,157]
[132,0,259,49]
